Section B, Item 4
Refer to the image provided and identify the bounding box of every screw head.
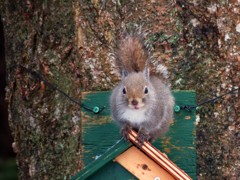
[174,105,180,112]
[93,106,100,113]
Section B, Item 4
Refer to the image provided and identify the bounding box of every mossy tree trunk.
[2,1,83,179]
[175,1,240,179]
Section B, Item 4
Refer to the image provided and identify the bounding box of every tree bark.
[174,1,240,179]
[2,1,82,179]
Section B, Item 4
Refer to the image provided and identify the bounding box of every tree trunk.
[2,1,83,179]
[174,1,240,179]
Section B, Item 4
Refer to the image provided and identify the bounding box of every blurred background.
[0,16,18,180]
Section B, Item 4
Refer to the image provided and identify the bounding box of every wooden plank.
[115,146,175,180]
[81,91,121,165]
[86,161,137,180]
[128,130,192,180]
[153,91,196,179]
[81,90,196,179]
[71,139,131,180]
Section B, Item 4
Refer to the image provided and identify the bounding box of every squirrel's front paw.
[137,130,151,145]
[120,124,131,141]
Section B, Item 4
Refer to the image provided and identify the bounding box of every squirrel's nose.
[132,99,138,106]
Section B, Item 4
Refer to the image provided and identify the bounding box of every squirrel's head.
[121,72,151,110]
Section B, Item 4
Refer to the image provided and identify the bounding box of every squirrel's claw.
[136,130,151,145]
[120,124,131,141]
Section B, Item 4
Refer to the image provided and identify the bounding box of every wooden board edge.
[71,139,131,180]
[128,129,192,180]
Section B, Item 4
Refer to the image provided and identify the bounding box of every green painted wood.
[87,161,137,180]
[71,138,131,180]
[153,91,196,179]
[81,90,196,180]
[81,91,121,165]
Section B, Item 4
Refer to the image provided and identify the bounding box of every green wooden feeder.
[73,90,196,180]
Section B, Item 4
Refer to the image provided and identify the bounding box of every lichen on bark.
[2,1,82,179]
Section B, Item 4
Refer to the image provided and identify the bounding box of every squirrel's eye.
[144,86,148,94]
[122,87,127,94]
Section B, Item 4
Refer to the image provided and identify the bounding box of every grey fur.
[110,31,174,142]
[110,73,174,141]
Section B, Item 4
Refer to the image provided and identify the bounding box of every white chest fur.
[120,108,148,125]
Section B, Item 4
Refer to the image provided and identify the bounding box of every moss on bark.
[2,1,82,179]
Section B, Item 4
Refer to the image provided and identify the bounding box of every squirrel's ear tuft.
[144,67,150,80]
[122,69,128,79]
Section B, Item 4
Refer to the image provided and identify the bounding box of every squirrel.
[110,29,175,142]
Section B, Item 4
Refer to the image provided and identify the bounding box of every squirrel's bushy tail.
[115,31,149,73]
[113,26,170,82]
